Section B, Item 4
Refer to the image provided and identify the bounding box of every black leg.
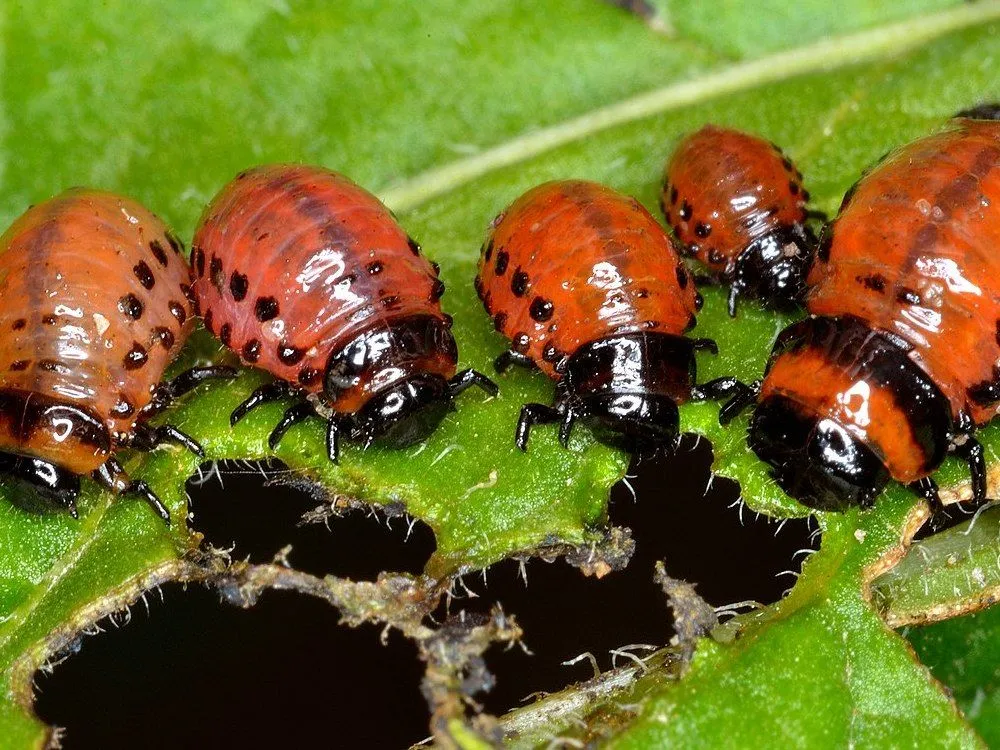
[156,425,204,457]
[558,408,577,448]
[92,458,170,525]
[231,381,298,426]
[690,376,740,401]
[45,486,80,519]
[94,457,128,494]
[268,402,317,450]
[163,365,239,397]
[953,435,987,506]
[127,480,171,525]
[129,423,204,458]
[727,283,743,318]
[515,403,561,451]
[692,338,718,355]
[719,380,761,425]
[449,369,499,397]
[691,377,760,425]
[326,418,341,463]
[495,350,537,374]
[911,475,969,534]
[143,365,239,416]
[804,208,828,222]
[910,476,941,506]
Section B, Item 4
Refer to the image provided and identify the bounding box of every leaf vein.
[380,3,1000,213]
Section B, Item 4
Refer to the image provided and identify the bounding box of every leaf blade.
[4,2,1000,743]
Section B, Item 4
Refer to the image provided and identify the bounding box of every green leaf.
[4,0,1000,745]
[908,606,1000,747]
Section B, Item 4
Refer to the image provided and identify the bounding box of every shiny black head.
[560,332,695,452]
[0,452,81,517]
[731,224,815,313]
[350,374,452,447]
[323,314,459,448]
[323,314,459,446]
[749,395,889,511]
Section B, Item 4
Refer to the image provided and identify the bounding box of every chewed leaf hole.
[431,441,814,716]
[186,460,437,579]
[33,585,428,747]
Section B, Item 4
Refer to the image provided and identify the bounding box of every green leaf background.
[3,0,1000,746]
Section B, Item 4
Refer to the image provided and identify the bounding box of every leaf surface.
[3,1,1000,745]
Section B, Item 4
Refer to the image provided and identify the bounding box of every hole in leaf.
[187,459,437,578]
[458,440,815,715]
[33,586,428,747]
[34,444,816,741]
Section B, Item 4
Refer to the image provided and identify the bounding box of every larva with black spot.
[191,164,496,460]
[478,180,718,451]
[663,125,818,315]
[0,189,234,522]
[713,108,1000,516]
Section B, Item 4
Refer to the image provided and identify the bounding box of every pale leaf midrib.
[380,2,1000,213]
